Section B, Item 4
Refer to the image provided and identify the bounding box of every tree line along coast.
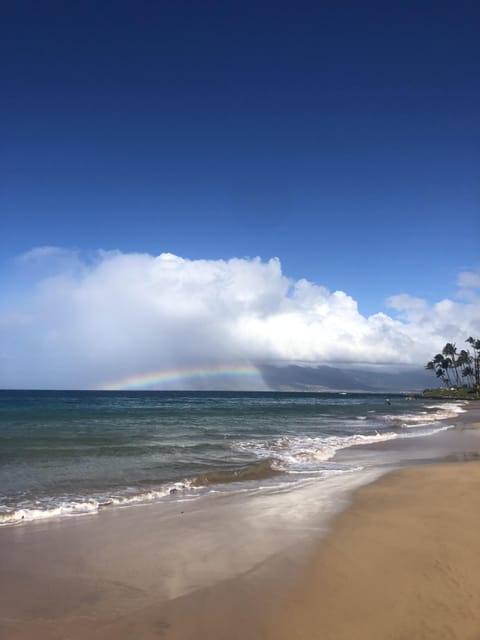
[424,337,480,399]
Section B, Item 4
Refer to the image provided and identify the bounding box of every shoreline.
[0,396,469,529]
[1,402,480,638]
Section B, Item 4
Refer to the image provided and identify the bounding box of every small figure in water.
[386,398,391,406]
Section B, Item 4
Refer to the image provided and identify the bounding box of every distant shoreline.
[422,391,480,400]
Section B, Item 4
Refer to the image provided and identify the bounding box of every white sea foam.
[0,400,465,528]
[233,432,395,470]
[0,481,197,527]
[397,424,455,438]
[425,400,468,419]
[384,401,466,427]
[232,424,455,472]
[287,465,365,476]
[0,501,100,526]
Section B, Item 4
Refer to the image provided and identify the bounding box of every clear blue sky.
[1,0,479,314]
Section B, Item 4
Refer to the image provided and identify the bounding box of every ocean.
[0,390,465,526]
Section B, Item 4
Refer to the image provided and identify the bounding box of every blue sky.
[0,1,479,388]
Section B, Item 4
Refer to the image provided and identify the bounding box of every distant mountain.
[258,364,436,393]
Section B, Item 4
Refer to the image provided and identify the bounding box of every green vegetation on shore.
[424,337,480,399]
[422,388,479,400]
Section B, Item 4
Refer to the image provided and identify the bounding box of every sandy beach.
[268,460,480,640]
[1,404,480,639]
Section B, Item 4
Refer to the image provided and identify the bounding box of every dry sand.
[2,406,480,639]
[267,461,480,640]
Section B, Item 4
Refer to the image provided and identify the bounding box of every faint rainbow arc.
[97,364,262,390]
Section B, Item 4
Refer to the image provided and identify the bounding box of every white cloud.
[1,250,479,388]
[458,271,480,290]
[385,294,429,323]
[17,246,77,263]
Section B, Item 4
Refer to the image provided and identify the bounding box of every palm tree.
[457,350,473,387]
[442,343,459,386]
[435,367,448,387]
[425,353,452,387]
[426,337,480,393]
[432,352,453,387]
[466,337,480,390]
[462,365,475,388]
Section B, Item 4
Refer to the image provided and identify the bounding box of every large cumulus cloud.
[0,248,479,388]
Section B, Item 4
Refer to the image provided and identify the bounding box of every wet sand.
[0,469,366,639]
[2,403,480,639]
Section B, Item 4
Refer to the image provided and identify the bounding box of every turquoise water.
[0,390,461,525]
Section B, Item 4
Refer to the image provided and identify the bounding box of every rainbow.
[97,363,264,390]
